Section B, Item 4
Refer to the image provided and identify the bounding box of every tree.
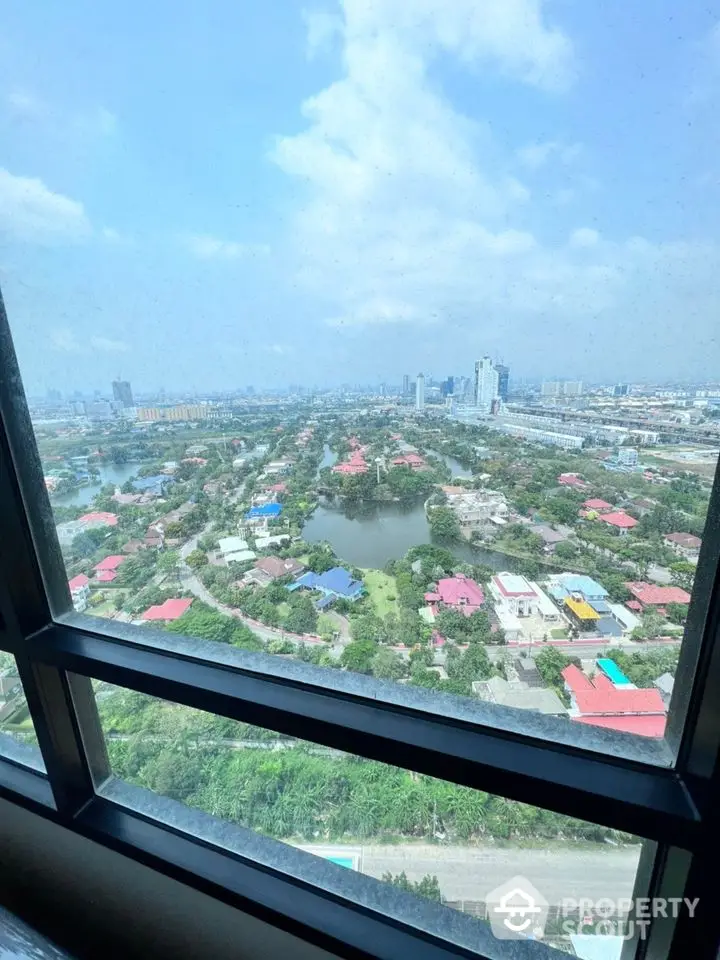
[285,595,318,634]
[427,506,460,541]
[667,602,689,625]
[185,549,208,569]
[535,648,580,691]
[381,872,443,902]
[669,562,695,592]
[370,647,406,681]
[632,608,665,641]
[340,640,378,674]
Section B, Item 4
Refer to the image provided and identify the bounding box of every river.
[51,462,142,507]
[427,450,474,480]
[302,499,520,571]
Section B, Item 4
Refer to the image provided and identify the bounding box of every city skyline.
[1,3,719,395]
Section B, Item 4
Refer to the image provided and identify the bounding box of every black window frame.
[1,292,720,960]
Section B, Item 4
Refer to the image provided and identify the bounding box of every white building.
[474,357,499,413]
[492,422,584,450]
[490,572,539,617]
[68,574,91,612]
[415,373,425,411]
[440,487,508,531]
[618,447,639,466]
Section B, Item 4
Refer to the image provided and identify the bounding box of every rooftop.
[68,574,90,591]
[492,572,536,598]
[141,598,193,621]
[291,567,364,599]
[583,498,613,511]
[599,511,639,529]
[625,581,692,606]
[665,532,702,548]
[425,574,484,615]
[94,555,126,571]
[78,511,118,526]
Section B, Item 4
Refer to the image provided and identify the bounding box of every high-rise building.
[614,383,629,397]
[542,380,582,398]
[402,374,410,396]
[441,376,454,397]
[563,380,583,397]
[474,357,499,412]
[112,379,134,408]
[495,364,509,403]
[415,373,425,411]
[541,381,561,397]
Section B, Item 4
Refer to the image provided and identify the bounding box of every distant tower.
[495,364,509,403]
[112,379,134,408]
[474,357,498,413]
[415,373,425,411]
[402,374,410,396]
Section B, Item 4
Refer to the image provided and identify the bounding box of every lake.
[51,461,142,507]
[427,451,474,480]
[302,498,519,571]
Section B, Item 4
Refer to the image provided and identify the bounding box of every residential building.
[402,374,410,396]
[546,574,609,603]
[561,665,666,738]
[217,536,256,565]
[288,567,364,608]
[68,574,90,612]
[437,487,508,533]
[132,475,173,496]
[541,380,561,397]
[529,523,572,552]
[625,582,691,612]
[244,556,305,587]
[473,357,498,413]
[415,373,425,412]
[490,573,539,617]
[599,511,638,534]
[494,364,509,402]
[664,532,702,559]
[557,472,586,488]
[136,405,209,422]
[491,422,584,449]
[614,383,630,397]
[140,598,193,622]
[112,379,134,408]
[254,534,292,550]
[391,453,425,470]
[94,555,126,583]
[583,498,613,513]
[471,676,566,715]
[424,574,485,618]
[654,673,675,708]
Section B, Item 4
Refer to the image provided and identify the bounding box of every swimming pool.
[597,657,631,686]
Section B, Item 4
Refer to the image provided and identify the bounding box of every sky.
[1,0,720,394]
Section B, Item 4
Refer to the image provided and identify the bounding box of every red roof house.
[68,574,90,591]
[562,665,666,738]
[558,473,586,488]
[625,582,691,609]
[599,511,638,531]
[95,555,126,572]
[424,574,484,617]
[583,498,613,512]
[141,598,193,622]
[78,511,118,527]
[392,453,425,469]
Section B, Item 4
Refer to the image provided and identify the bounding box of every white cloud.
[5,89,45,119]
[569,227,600,248]
[49,329,128,354]
[304,9,343,58]
[183,234,270,260]
[517,139,582,169]
[0,168,91,243]
[91,336,128,353]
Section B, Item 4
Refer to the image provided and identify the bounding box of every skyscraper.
[495,364,509,403]
[112,379,134,408]
[415,373,425,411]
[474,357,498,412]
[402,374,410,396]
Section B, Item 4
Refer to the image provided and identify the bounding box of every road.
[298,841,641,904]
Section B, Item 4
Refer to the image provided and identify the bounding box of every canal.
[302,498,520,571]
[51,461,142,507]
[427,450,474,480]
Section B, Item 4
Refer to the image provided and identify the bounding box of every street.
[298,841,642,905]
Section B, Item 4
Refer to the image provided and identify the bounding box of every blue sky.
[1,0,719,394]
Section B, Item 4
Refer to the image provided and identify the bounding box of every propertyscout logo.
[486,876,700,942]
[486,876,549,940]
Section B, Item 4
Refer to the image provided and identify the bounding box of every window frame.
[1,292,720,960]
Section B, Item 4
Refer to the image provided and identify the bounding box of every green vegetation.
[362,569,399,618]
[427,506,461,541]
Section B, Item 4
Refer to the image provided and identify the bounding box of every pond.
[302,498,521,571]
[427,450,474,480]
[51,461,142,507]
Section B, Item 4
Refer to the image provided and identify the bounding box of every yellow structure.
[564,596,600,622]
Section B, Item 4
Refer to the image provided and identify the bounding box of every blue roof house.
[133,475,174,496]
[245,503,282,519]
[288,567,364,608]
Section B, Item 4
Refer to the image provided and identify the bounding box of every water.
[317,443,338,474]
[427,450,474,480]
[51,461,142,507]
[303,499,519,571]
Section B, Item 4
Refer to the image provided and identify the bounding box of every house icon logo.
[486,876,549,940]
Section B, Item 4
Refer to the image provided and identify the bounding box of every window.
[1,4,720,959]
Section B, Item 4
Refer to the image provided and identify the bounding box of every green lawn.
[550,627,569,639]
[318,613,339,637]
[361,569,399,619]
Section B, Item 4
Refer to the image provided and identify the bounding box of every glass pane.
[94,682,645,954]
[2,1,717,754]
[0,652,44,770]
